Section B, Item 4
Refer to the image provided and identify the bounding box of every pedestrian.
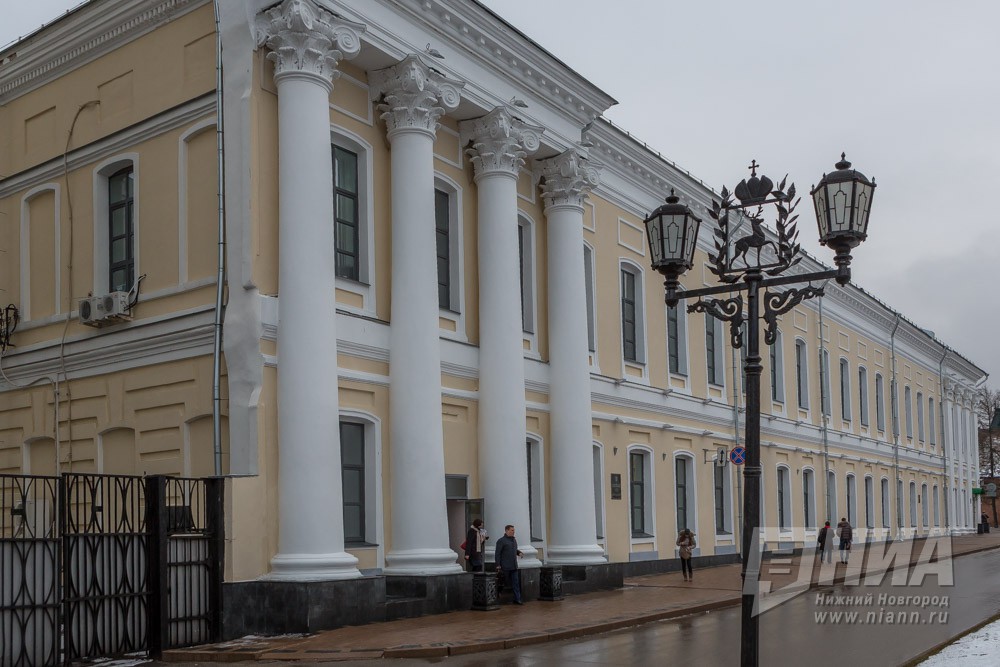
[817,520,833,563]
[464,518,488,572]
[676,528,696,581]
[495,524,524,605]
[836,517,853,564]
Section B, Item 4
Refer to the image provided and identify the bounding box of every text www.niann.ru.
[814,610,949,625]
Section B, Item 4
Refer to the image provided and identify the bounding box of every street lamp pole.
[644,156,875,667]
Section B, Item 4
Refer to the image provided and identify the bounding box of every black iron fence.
[0,473,224,667]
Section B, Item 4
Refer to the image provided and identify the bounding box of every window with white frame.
[667,305,688,376]
[331,132,374,310]
[803,468,816,529]
[770,330,785,403]
[897,479,904,527]
[933,485,939,526]
[821,349,832,417]
[629,449,653,537]
[796,339,809,409]
[593,445,604,540]
[917,392,925,442]
[875,374,886,432]
[839,358,851,421]
[706,313,724,386]
[620,263,646,364]
[675,455,695,533]
[519,218,536,334]
[881,478,890,528]
[904,386,913,440]
[921,483,929,527]
[929,397,936,445]
[94,157,139,297]
[846,474,857,526]
[340,421,367,544]
[865,476,874,529]
[859,367,869,427]
[714,464,732,534]
[433,179,462,313]
[909,481,917,527]
[777,466,791,531]
[892,379,900,437]
[827,470,837,522]
[526,439,544,542]
[584,244,597,354]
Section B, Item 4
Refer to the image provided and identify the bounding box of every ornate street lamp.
[646,157,874,667]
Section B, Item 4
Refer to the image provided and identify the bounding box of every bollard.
[472,571,499,611]
[539,565,564,601]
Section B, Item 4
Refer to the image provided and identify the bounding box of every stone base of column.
[265,552,362,581]
[544,544,608,566]
[384,548,465,576]
[514,545,543,569]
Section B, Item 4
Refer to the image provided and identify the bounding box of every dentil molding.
[460,106,542,179]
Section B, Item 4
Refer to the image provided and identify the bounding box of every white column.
[943,389,955,532]
[369,56,465,575]
[258,0,364,580]
[460,108,543,568]
[536,149,606,565]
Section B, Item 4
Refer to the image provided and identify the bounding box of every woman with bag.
[464,518,487,572]
[676,528,696,581]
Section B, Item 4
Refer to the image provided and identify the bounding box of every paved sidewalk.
[164,532,1000,663]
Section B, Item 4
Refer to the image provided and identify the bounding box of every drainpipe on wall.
[889,314,902,540]
[938,348,950,533]
[818,284,831,524]
[211,0,228,476]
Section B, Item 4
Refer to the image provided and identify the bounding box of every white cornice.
[0,0,210,103]
[360,0,617,127]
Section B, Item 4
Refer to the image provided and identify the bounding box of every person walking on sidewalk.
[495,525,524,605]
[464,518,488,572]
[836,517,853,564]
[818,520,833,563]
[676,528,696,581]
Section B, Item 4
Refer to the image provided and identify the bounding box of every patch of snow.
[920,618,1000,665]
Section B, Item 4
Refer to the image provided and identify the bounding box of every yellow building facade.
[0,0,986,632]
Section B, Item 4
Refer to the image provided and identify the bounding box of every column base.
[265,552,362,581]
[544,544,608,565]
[384,548,464,576]
[515,544,543,569]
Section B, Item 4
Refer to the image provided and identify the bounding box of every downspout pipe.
[889,314,902,540]
[212,0,228,476]
[939,349,950,533]
[817,283,831,523]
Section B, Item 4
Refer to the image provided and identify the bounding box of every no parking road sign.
[729,446,746,465]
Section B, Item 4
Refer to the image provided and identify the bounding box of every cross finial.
[748,159,759,177]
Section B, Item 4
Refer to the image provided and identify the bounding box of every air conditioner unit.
[80,291,131,327]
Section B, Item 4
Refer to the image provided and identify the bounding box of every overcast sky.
[4,1,998,389]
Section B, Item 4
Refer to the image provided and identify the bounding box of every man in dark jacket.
[836,518,853,563]
[495,524,523,604]
[817,520,833,563]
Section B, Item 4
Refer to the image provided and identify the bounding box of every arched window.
[909,481,917,528]
[802,468,816,529]
[921,483,929,527]
[881,477,890,528]
[94,155,139,297]
[864,476,874,529]
[339,412,383,552]
[827,470,838,522]
[593,444,605,540]
[846,474,857,526]
[777,466,792,531]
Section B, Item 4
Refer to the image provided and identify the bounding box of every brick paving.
[163,532,1000,662]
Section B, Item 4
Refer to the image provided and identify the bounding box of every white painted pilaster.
[536,148,606,565]
[369,55,465,575]
[257,0,364,581]
[460,107,543,568]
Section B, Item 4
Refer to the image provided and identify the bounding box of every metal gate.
[1,473,224,667]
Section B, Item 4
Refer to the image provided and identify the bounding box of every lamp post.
[645,155,875,667]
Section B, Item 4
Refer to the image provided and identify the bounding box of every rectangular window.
[865,477,874,529]
[630,452,646,536]
[840,359,851,421]
[584,246,596,353]
[667,306,681,374]
[434,188,451,309]
[340,422,365,544]
[714,466,726,534]
[622,270,637,362]
[859,368,869,426]
[593,447,603,540]
[881,478,890,528]
[777,468,787,529]
[108,167,135,292]
[821,350,831,416]
[803,470,813,529]
[675,458,688,532]
[929,398,936,445]
[796,341,809,409]
[917,392,925,442]
[706,314,719,385]
[334,146,360,281]
[876,375,886,431]
[904,387,913,439]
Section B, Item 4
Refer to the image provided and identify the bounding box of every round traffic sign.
[729,446,747,465]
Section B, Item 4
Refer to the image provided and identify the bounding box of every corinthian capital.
[460,107,543,179]
[256,0,364,89]
[536,147,601,211]
[369,55,465,138]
